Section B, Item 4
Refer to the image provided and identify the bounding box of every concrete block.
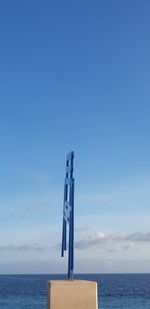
[47,280,98,309]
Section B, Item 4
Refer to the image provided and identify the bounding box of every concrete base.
[47,280,98,309]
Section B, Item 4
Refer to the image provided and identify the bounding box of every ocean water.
[0,274,150,308]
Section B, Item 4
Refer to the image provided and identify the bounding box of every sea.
[0,274,150,308]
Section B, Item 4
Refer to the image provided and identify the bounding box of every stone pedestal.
[47,280,98,309]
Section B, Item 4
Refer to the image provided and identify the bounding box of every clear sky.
[0,0,150,274]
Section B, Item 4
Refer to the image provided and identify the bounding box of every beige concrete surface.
[47,280,98,309]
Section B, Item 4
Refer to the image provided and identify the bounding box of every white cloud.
[75,231,150,250]
[0,243,46,252]
[126,232,150,241]
[123,241,137,251]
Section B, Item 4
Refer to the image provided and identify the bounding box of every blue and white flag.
[61,151,74,280]
[63,201,71,223]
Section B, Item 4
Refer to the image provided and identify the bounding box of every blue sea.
[0,274,150,308]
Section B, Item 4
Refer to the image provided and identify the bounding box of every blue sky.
[0,0,150,274]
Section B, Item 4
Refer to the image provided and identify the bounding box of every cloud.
[75,232,107,249]
[0,244,45,252]
[75,231,150,250]
[123,241,137,251]
[125,232,150,241]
